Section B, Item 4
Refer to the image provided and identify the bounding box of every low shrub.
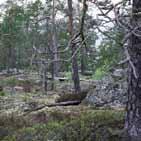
[0,91,6,96]
[1,110,124,141]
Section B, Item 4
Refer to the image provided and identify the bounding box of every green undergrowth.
[0,91,6,96]
[92,67,108,80]
[0,109,125,141]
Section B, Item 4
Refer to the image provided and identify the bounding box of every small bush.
[92,68,107,80]
[0,91,6,96]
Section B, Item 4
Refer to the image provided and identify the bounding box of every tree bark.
[80,0,88,75]
[52,0,59,77]
[43,63,48,94]
[67,0,81,93]
[125,0,141,140]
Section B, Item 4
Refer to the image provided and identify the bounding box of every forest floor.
[0,72,127,141]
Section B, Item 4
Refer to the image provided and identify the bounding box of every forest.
[0,0,140,141]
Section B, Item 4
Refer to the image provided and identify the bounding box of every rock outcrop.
[83,72,127,108]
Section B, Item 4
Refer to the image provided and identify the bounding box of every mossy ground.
[0,107,125,141]
[0,74,125,141]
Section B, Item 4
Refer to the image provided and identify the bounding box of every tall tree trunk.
[80,0,88,75]
[67,0,81,93]
[125,0,141,140]
[41,61,48,94]
[7,46,12,73]
[52,0,59,77]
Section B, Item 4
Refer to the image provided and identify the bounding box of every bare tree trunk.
[67,0,81,93]
[7,46,12,73]
[80,0,88,75]
[51,58,55,90]
[7,46,16,73]
[72,43,81,93]
[43,63,48,94]
[125,0,141,140]
[40,61,48,94]
[52,0,59,77]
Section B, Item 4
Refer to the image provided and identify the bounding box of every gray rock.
[83,74,127,108]
[112,69,127,80]
[0,127,10,139]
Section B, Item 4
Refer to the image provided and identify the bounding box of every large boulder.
[111,68,127,81]
[0,127,10,140]
[82,75,127,108]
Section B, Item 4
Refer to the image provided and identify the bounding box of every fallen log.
[23,100,81,115]
[47,100,81,107]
